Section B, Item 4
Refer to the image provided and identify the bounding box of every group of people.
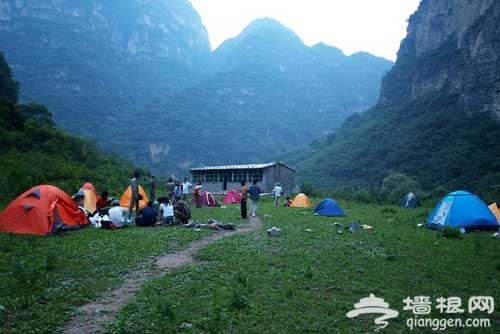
[238,181,283,218]
[74,172,285,229]
[148,176,198,204]
[133,198,191,227]
[128,173,195,227]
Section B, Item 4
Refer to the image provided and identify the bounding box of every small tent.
[314,198,346,217]
[488,202,500,224]
[426,190,498,231]
[223,189,241,204]
[81,182,98,194]
[399,192,421,208]
[192,191,219,206]
[0,184,89,235]
[81,188,98,214]
[120,185,149,209]
[290,193,312,208]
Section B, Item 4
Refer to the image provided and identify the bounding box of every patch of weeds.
[304,265,314,279]
[207,304,228,333]
[0,304,5,327]
[11,257,46,289]
[229,292,249,311]
[160,301,177,322]
[45,250,63,272]
[440,226,462,239]
[385,254,398,262]
[381,206,397,214]
[235,272,248,286]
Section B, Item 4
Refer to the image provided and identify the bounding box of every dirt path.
[63,217,262,334]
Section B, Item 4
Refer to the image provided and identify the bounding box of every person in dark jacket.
[247,179,261,217]
[135,200,157,227]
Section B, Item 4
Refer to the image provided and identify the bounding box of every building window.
[232,170,248,182]
[204,172,220,183]
[249,170,263,182]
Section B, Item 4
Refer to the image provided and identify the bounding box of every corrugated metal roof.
[189,162,295,172]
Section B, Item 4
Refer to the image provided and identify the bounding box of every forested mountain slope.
[0,53,137,205]
[290,0,500,200]
[0,1,392,175]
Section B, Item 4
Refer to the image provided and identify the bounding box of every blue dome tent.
[426,190,498,231]
[399,192,421,208]
[314,198,346,217]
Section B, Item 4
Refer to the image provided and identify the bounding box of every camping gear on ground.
[223,189,241,204]
[314,198,346,216]
[290,193,311,208]
[267,226,281,237]
[0,184,89,235]
[399,192,421,208]
[488,202,500,224]
[190,191,219,207]
[120,185,149,209]
[348,221,359,233]
[361,224,374,232]
[426,190,498,232]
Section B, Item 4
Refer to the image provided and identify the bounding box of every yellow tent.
[82,188,97,214]
[120,185,149,209]
[488,203,500,224]
[290,193,312,208]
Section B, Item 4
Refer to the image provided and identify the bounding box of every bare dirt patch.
[63,217,262,334]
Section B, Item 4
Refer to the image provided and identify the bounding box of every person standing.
[193,181,202,208]
[182,177,192,201]
[248,179,261,217]
[149,175,156,202]
[165,177,175,202]
[129,172,140,219]
[240,181,248,219]
[272,182,283,208]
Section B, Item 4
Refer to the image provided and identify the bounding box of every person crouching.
[135,200,157,227]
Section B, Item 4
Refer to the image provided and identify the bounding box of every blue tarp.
[314,198,346,217]
[426,190,498,231]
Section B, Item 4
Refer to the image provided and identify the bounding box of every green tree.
[380,172,422,204]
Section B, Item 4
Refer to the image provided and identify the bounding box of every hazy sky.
[188,0,421,61]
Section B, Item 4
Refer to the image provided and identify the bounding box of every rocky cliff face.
[379,0,500,120]
[0,0,210,65]
[291,0,500,196]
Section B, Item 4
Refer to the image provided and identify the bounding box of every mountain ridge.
[0,0,392,176]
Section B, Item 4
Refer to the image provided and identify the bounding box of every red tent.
[0,184,89,235]
[223,189,241,204]
[191,191,219,207]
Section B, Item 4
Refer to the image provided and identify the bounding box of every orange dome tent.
[290,193,312,208]
[0,184,89,235]
[120,185,149,209]
[489,202,500,224]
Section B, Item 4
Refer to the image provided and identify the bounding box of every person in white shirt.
[108,200,129,228]
[182,177,192,201]
[159,197,174,225]
[272,182,283,208]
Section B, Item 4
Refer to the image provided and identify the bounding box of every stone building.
[189,161,296,194]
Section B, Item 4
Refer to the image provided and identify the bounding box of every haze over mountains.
[0,0,392,176]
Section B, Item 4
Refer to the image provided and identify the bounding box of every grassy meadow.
[1,196,500,333]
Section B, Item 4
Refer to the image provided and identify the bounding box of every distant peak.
[311,43,345,56]
[241,17,303,43]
